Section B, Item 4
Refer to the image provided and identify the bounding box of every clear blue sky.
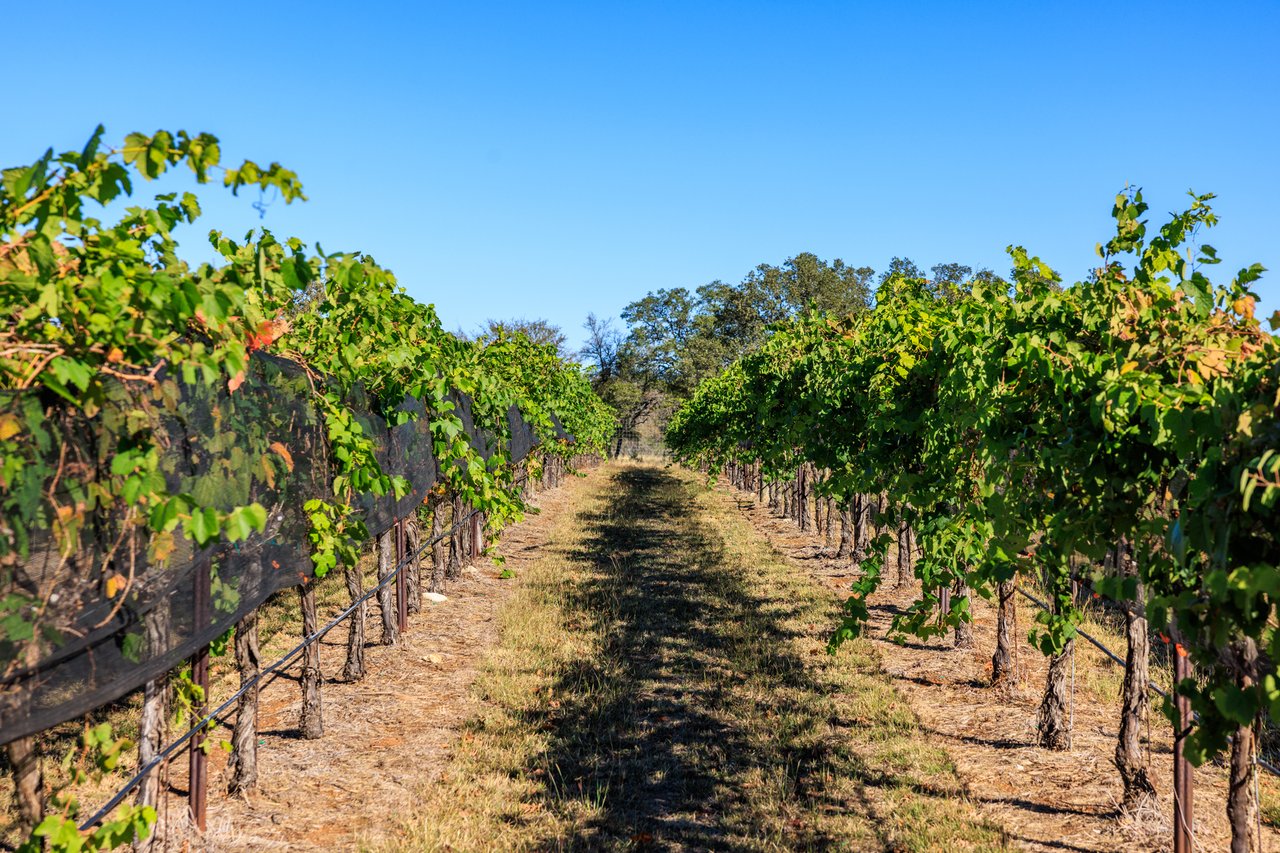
[6,1,1277,352]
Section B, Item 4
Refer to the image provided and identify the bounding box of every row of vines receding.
[0,127,617,850]
[666,190,1280,852]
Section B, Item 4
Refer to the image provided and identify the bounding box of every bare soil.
[377,462,1004,852]
[720,480,1280,853]
[141,474,593,852]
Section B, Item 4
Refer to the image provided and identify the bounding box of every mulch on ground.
[720,482,1280,852]
[141,475,593,852]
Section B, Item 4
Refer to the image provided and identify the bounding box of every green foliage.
[669,189,1280,768]
[1,124,613,575]
[0,127,616,840]
[17,724,155,853]
[476,328,617,470]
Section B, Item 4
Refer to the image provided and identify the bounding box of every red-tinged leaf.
[269,441,294,471]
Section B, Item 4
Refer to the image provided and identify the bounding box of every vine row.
[667,191,1279,850]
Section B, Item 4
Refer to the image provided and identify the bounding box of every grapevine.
[668,190,1280,848]
[0,126,616,850]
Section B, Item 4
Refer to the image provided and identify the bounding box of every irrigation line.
[79,505,486,831]
[1013,586,1280,779]
[727,475,1280,785]
[1014,587,1169,699]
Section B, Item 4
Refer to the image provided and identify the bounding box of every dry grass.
[378,462,1005,851]
[0,479,585,851]
[728,479,1280,852]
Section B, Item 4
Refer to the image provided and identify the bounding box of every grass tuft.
[375,463,1006,851]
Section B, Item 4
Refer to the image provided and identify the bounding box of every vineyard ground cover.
[721,477,1280,851]
[0,473,585,851]
[380,461,1005,851]
[200,478,585,851]
[0,566,354,847]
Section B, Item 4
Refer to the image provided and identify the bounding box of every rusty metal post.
[470,511,482,560]
[395,519,409,633]
[1173,642,1194,853]
[188,557,211,832]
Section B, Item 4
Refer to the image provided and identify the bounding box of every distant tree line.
[575,253,1006,452]
[487,252,1006,454]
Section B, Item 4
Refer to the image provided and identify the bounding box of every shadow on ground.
[528,466,844,848]
[521,465,982,851]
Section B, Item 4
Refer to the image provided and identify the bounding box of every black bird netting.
[0,352,545,745]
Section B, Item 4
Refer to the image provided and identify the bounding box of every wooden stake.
[395,519,409,633]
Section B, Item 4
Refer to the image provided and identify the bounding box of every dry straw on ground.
[727,480,1280,852]
[378,462,1005,851]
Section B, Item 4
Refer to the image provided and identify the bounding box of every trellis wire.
[1014,586,1280,778]
[78,499,489,832]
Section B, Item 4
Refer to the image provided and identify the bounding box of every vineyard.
[0,129,616,850]
[2,126,1279,853]
[666,193,1280,851]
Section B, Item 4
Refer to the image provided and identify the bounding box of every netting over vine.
[0,352,545,744]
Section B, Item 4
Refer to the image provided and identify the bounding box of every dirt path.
[147,460,1279,851]
[380,462,1004,851]
[171,473,595,851]
[719,479,1280,852]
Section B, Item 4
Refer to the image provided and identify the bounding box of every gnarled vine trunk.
[299,583,323,739]
[134,597,171,848]
[471,510,485,561]
[836,500,854,559]
[376,527,399,647]
[991,579,1018,688]
[1114,540,1155,812]
[430,498,447,593]
[228,611,260,795]
[343,560,367,681]
[466,504,477,560]
[405,516,422,615]
[447,494,464,579]
[857,494,872,557]
[1038,643,1073,750]
[1037,576,1072,750]
[1227,638,1260,853]
[7,737,44,829]
[896,519,914,587]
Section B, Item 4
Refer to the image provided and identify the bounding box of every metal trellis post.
[188,556,211,832]
[395,519,409,633]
